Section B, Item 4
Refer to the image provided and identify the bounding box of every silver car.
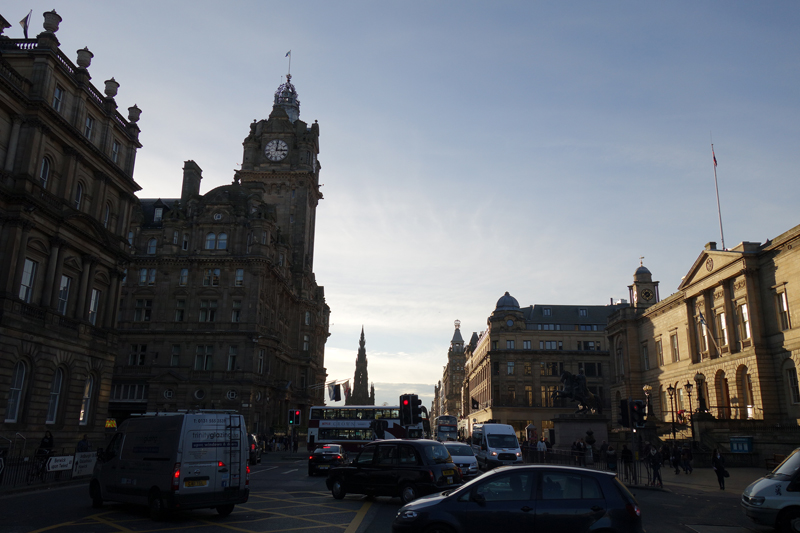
[445,442,479,479]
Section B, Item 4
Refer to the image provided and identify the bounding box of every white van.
[741,447,800,531]
[90,411,250,519]
[470,423,522,470]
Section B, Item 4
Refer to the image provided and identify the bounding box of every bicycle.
[26,450,52,484]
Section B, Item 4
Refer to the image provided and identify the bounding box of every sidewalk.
[635,466,770,495]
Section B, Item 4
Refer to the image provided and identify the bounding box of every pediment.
[64,213,110,246]
[678,249,742,291]
[151,369,186,382]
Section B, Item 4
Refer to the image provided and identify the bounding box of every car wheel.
[148,491,166,521]
[216,504,235,517]
[400,483,419,504]
[781,509,800,533]
[89,481,103,509]
[331,479,346,500]
[424,525,455,533]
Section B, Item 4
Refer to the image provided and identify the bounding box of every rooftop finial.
[285,50,291,76]
[639,256,644,266]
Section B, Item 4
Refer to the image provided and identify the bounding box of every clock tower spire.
[629,259,659,309]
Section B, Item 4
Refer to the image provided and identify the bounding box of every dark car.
[326,439,463,504]
[392,464,644,533]
[308,444,348,476]
[248,434,261,464]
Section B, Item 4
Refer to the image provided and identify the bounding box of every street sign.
[46,455,74,472]
[72,452,96,477]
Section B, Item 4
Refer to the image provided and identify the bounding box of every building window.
[303,335,310,351]
[491,341,498,351]
[305,311,311,325]
[170,344,180,367]
[147,268,156,285]
[540,340,559,350]
[579,362,602,377]
[182,233,190,250]
[138,268,147,285]
[579,308,588,317]
[235,269,244,286]
[739,303,751,340]
[57,276,71,315]
[174,300,185,322]
[217,232,227,250]
[656,339,664,366]
[179,268,188,286]
[670,333,680,363]
[78,375,94,425]
[146,239,157,254]
[231,300,242,322]
[257,349,265,374]
[205,233,216,249]
[543,308,551,316]
[134,299,152,322]
[203,268,220,286]
[103,204,111,228]
[127,230,134,246]
[84,116,94,139]
[40,157,50,188]
[5,361,26,423]
[52,85,64,111]
[507,361,515,375]
[18,258,38,302]
[227,346,237,371]
[540,362,563,377]
[506,340,515,349]
[153,207,163,222]
[129,344,147,365]
[278,253,284,266]
[787,368,800,404]
[111,140,120,163]
[524,362,531,375]
[493,362,499,375]
[641,343,649,370]
[523,340,531,349]
[45,368,64,424]
[261,231,267,244]
[540,385,561,407]
[195,345,213,370]
[507,385,516,402]
[199,300,217,322]
[172,231,179,245]
[778,292,791,331]
[88,289,101,325]
[716,311,729,346]
[74,183,83,210]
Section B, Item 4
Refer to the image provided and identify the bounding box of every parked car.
[444,442,479,480]
[326,439,462,504]
[392,464,644,533]
[309,444,348,475]
[248,434,262,464]
[741,447,800,532]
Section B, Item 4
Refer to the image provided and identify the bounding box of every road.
[0,459,776,533]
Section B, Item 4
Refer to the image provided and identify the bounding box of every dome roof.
[634,264,652,282]
[495,291,520,312]
[273,74,300,122]
[202,183,252,207]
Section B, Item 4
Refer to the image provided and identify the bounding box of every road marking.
[344,501,371,533]
[250,466,278,475]
[26,522,78,533]
[687,527,760,533]
[282,469,298,474]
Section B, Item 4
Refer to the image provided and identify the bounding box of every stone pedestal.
[552,414,609,452]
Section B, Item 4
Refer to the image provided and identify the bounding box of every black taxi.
[326,439,462,504]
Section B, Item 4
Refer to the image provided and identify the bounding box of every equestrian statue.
[551,369,603,414]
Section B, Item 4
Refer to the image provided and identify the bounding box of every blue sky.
[14,2,800,408]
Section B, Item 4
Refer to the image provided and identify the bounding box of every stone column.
[40,237,64,307]
[2,116,22,172]
[103,270,120,328]
[74,255,95,319]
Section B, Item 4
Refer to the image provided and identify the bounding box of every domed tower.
[490,291,524,328]
[629,259,660,309]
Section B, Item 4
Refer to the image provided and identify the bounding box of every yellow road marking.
[26,522,77,533]
[88,512,137,532]
[344,501,371,533]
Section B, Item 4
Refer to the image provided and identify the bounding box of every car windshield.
[772,449,800,477]
[445,444,474,457]
[421,443,453,464]
[487,434,519,448]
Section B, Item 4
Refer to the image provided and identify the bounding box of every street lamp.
[642,384,653,419]
[685,380,695,445]
[666,382,677,441]
[694,372,707,413]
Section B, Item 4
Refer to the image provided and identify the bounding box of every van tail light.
[251,444,256,451]
[218,461,225,467]
[246,463,250,487]
[427,470,435,483]
[171,463,181,491]
[625,503,641,518]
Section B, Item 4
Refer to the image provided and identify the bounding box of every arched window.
[205,233,216,250]
[45,368,64,424]
[217,232,228,250]
[74,183,83,210]
[5,361,26,423]
[103,204,111,228]
[79,375,94,426]
[147,238,157,254]
[40,157,50,188]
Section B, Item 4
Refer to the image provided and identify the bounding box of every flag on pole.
[712,149,717,168]
[20,10,32,39]
[285,50,291,57]
[327,382,336,401]
[334,384,342,402]
[342,380,351,399]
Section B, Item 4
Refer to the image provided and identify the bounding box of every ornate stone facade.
[0,12,142,449]
[345,327,374,405]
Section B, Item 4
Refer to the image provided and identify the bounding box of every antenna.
[285,50,291,76]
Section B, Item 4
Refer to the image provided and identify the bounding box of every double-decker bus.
[307,405,424,452]
[434,415,458,442]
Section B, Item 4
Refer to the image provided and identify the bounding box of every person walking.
[578,438,587,466]
[681,445,693,474]
[712,448,727,490]
[536,437,547,463]
[77,434,91,453]
[621,445,633,480]
[606,445,617,470]
[672,444,681,474]
[649,447,663,487]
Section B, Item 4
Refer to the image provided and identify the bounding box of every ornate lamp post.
[685,380,695,445]
[642,384,653,419]
[666,383,677,441]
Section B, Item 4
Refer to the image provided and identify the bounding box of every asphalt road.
[0,459,776,533]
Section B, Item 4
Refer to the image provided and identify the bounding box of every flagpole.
[711,142,725,250]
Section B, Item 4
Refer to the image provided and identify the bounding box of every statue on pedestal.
[552,370,603,414]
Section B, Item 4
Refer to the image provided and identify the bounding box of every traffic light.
[618,399,630,427]
[399,394,411,425]
[410,394,422,424]
[289,409,301,425]
[631,400,646,428]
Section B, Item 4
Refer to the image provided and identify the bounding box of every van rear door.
[180,414,234,496]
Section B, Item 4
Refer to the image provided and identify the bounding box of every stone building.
[0,12,142,449]
[607,226,800,439]
[438,320,468,418]
[111,74,330,436]
[345,327,374,405]
[461,292,626,441]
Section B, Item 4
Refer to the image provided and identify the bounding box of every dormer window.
[543,308,551,316]
[153,208,163,222]
[579,308,588,317]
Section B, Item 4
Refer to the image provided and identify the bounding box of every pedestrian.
[578,438,587,466]
[621,445,633,480]
[606,445,617,470]
[712,448,727,490]
[672,444,681,474]
[660,443,670,467]
[599,440,608,463]
[571,440,579,465]
[293,439,298,453]
[681,445,693,474]
[77,434,91,453]
[536,437,547,463]
[37,431,54,456]
[649,447,663,488]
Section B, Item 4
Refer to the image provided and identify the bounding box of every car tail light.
[251,443,256,451]
[309,456,314,460]
[336,455,342,460]
[246,463,250,486]
[428,470,435,482]
[218,461,226,467]
[171,463,181,491]
[626,503,641,518]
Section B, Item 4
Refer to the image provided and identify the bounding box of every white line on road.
[249,466,278,475]
[282,469,298,474]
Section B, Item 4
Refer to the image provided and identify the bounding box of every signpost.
[72,452,97,477]
[46,455,74,472]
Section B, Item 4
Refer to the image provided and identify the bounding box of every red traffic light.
[403,399,409,405]
[295,410,300,415]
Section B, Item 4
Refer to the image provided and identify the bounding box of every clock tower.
[239,74,322,275]
[629,259,659,309]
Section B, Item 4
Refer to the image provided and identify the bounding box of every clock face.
[265,139,289,161]
[640,288,654,302]
[506,319,514,327]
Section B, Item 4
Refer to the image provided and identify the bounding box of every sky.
[11,1,800,408]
